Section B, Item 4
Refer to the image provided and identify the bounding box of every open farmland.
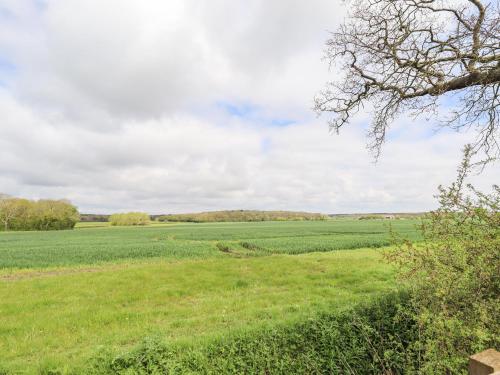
[0,219,421,269]
[0,219,421,373]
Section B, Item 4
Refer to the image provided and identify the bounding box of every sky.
[0,0,497,214]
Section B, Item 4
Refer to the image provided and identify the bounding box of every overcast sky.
[0,0,497,214]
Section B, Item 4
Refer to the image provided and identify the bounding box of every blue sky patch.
[270,118,296,127]
[0,57,16,86]
[260,137,273,153]
[0,6,13,20]
[217,101,257,118]
[0,58,16,73]
[33,0,48,11]
[216,100,297,128]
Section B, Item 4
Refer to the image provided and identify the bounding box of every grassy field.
[0,219,421,373]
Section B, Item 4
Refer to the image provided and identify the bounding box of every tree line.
[0,194,80,231]
[156,210,328,223]
[79,214,110,222]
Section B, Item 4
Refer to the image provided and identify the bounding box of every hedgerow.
[386,149,500,374]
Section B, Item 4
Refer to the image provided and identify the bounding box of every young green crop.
[0,220,421,269]
[0,226,220,269]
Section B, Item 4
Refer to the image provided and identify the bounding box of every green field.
[0,219,421,373]
[0,220,420,269]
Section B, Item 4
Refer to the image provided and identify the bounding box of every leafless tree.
[315,0,500,161]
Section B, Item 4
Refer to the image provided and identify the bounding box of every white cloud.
[0,0,497,214]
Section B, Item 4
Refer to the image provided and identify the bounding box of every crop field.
[0,219,421,373]
[0,220,421,269]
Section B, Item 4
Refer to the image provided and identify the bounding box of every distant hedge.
[88,291,419,374]
[80,214,110,222]
[109,212,150,226]
[157,210,328,223]
[0,195,79,231]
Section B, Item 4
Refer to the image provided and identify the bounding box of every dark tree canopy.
[315,0,500,160]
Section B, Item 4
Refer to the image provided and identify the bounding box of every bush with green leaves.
[387,151,500,374]
[109,212,150,226]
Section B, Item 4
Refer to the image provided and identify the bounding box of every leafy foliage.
[386,150,500,373]
[0,196,79,231]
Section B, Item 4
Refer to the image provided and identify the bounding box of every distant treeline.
[156,210,328,223]
[80,214,110,222]
[329,213,426,220]
[0,194,79,231]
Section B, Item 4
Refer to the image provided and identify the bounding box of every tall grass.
[88,292,418,374]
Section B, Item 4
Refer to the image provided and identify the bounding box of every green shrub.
[87,292,418,374]
[386,150,500,374]
[109,212,150,226]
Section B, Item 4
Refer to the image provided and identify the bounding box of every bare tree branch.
[315,0,500,161]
